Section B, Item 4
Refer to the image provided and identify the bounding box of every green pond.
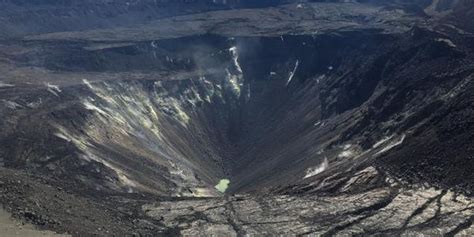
[215,179,230,193]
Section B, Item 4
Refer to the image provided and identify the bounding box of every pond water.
[214,179,230,193]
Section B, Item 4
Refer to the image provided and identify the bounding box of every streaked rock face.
[51,77,243,196]
[0,0,473,236]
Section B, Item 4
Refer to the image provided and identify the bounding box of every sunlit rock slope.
[0,1,472,236]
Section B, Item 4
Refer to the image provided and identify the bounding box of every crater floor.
[0,1,473,236]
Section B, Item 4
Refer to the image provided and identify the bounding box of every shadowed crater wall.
[1,30,472,197]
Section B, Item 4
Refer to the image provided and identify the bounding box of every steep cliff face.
[1,29,472,196]
[0,36,245,197]
[0,1,472,236]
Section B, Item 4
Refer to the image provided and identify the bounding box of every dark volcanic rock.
[0,0,472,236]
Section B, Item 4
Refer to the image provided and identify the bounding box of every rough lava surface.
[0,0,473,236]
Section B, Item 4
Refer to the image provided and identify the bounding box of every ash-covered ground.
[0,0,473,236]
